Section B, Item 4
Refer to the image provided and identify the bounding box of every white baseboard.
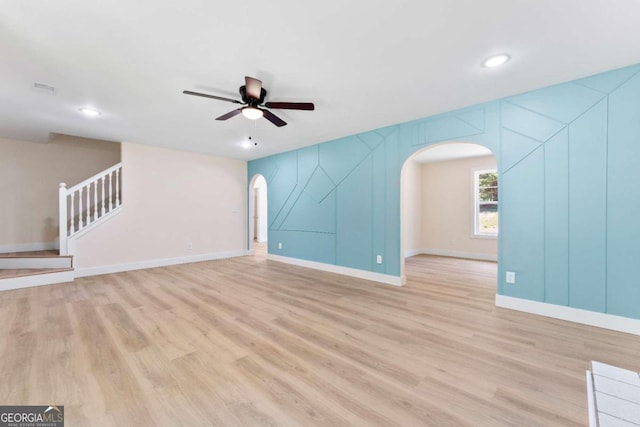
[0,270,75,291]
[495,294,640,336]
[405,248,497,262]
[266,254,404,287]
[0,242,58,254]
[404,248,424,258]
[75,249,251,277]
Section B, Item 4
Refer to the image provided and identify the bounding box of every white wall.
[421,155,497,259]
[253,175,268,242]
[0,135,121,250]
[73,142,247,270]
[401,159,423,254]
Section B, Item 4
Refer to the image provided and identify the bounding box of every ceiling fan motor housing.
[239,86,267,105]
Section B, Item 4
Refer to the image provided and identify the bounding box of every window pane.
[476,170,499,235]
[479,187,498,202]
[479,172,498,188]
[479,203,497,212]
[478,209,499,233]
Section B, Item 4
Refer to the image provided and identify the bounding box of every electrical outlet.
[506,271,516,284]
[186,242,193,251]
[278,242,282,249]
[376,255,382,264]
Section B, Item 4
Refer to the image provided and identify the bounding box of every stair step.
[0,250,60,257]
[0,255,73,269]
[0,249,73,270]
[0,268,73,280]
[0,268,75,292]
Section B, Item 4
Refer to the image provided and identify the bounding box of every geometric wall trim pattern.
[249,63,640,320]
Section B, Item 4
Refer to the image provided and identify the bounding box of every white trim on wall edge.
[75,249,251,277]
[495,294,640,336]
[0,270,75,292]
[267,254,404,287]
[404,248,497,262]
[0,242,58,254]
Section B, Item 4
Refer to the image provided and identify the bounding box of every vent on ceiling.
[33,82,57,95]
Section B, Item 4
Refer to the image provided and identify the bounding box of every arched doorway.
[400,141,498,285]
[248,174,268,256]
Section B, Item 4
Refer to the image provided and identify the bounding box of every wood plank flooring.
[0,253,638,426]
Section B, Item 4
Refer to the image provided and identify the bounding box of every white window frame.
[473,168,498,238]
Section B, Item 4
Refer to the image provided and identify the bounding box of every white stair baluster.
[109,171,114,211]
[77,189,83,231]
[93,180,98,221]
[69,192,75,234]
[115,168,120,207]
[101,176,106,216]
[85,185,90,227]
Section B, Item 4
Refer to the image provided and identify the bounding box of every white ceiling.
[2,1,640,161]
[412,143,493,164]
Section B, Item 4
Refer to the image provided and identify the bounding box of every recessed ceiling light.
[78,107,101,117]
[483,53,511,68]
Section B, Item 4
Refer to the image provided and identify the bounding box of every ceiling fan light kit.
[242,107,263,120]
[183,76,314,127]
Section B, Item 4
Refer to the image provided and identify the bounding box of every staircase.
[0,250,74,291]
[0,163,123,290]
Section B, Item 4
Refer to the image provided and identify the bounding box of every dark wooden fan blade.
[264,102,315,111]
[216,108,243,121]
[262,109,287,127]
[183,90,243,104]
[245,76,263,100]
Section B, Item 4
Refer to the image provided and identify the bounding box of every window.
[474,169,498,236]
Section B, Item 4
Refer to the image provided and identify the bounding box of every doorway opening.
[249,174,268,257]
[400,142,498,289]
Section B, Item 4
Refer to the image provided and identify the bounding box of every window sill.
[472,233,498,240]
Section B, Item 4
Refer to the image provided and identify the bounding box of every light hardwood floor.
[1,253,638,426]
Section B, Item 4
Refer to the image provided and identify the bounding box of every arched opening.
[248,174,268,257]
[400,142,498,290]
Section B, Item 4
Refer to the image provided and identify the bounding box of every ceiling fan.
[183,76,314,127]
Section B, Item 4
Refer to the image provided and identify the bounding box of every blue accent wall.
[249,64,640,320]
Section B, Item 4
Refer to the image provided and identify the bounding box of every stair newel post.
[59,183,68,255]
[101,175,106,216]
[115,168,120,207]
[109,170,114,211]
